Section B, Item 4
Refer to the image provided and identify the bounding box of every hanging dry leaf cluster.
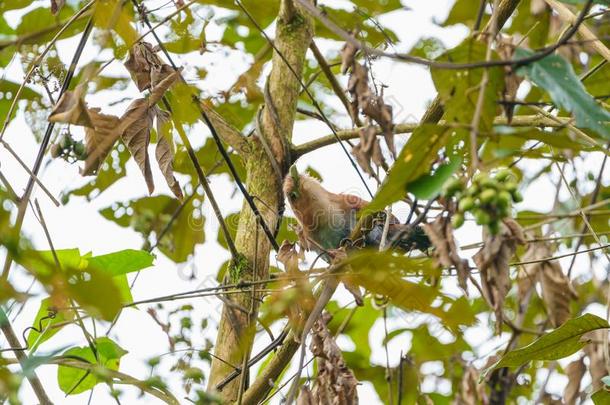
[48,42,183,199]
[297,313,359,405]
[423,215,471,293]
[517,240,578,327]
[341,40,395,177]
[473,218,526,332]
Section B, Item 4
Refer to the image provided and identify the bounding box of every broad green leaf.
[592,389,610,404]
[100,195,205,262]
[441,0,487,27]
[515,48,610,139]
[0,80,41,128]
[57,337,127,395]
[408,156,462,199]
[342,249,440,277]
[17,249,125,321]
[327,298,380,360]
[15,6,85,44]
[27,298,75,353]
[483,314,609,377]
[0,0,35,12]
[93,0,137,45]
[87,249,154,277]
[364,125,460,214]
[432,39,503,131]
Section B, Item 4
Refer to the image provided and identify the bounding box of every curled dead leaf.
[48,86,93,127]
[457,366,489,405]
[340,33,359,74]
[473,218,526,332]
[278,240,300,274]
[48,88,121,175]
[518,241,577,327]
[347,63,395,157]
[124,42,169,91]
[155,108,183,199]
[121,99,156,193]
[305,312,359,405]
[563,358,585,405]
[82,108,121,175]
[423,216,470,293]
[584,330,608,391]
[50,0,65,14]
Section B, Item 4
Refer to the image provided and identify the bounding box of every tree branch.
[291,115,573,157]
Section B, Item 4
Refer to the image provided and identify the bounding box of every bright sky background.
[1,0,607,403]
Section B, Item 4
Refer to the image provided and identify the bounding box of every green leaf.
[57,337,127,395]
[483,314,609,377]
[515,48,610,139]
[327,298,380,360]
[27,298,75,353]
[364,125,460,214]
[100,195,205,262]
[432,39,503,131]
[17,249,126,321]
[0,79,41,128]
[592,389,610,404]
[408,156,462,199]
[88,249,154,277]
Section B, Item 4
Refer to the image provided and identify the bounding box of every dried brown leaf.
[563,358,585,405]
[340,38,358,74]
[456,366,489,405]
[584,330,608,391]
[518,241,577,327]
[121,99,155,193]
[124,42,165,91]
[307,312,359,405]
[423,216,470,293]
[155,108,183,199]
[473,218,526,332]
[50,0,65,14]
[82,108,121,175]
[48,86,93,127]
[278,240,300,274]
[297,386,315,405]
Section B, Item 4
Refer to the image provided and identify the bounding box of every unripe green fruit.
[59,134,72,149]
[474,209,491,225]
[480,189,497,204]
[473,173,489,184]
[511,190,524,203]
[458,197,475,212]
[73,142,87,159]
[504,181,518,193]
[452,212,465,228]
[481,178,499,189]
[497,191,512,209]
[495,169,512,182]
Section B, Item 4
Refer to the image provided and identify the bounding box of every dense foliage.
[0,0,609,404]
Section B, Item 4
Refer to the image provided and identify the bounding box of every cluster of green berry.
[50,133,87,161]
[443,169,522,234]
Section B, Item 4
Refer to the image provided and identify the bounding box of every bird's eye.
[289,191,298,200]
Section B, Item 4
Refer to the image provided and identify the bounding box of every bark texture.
[206,2,314,401]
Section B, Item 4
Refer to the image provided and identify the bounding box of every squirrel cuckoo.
[283,167,428,256]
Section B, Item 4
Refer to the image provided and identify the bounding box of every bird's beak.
[288,165,300,200]
[289,165,300,189]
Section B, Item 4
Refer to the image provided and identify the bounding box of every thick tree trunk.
[207,2,313,401]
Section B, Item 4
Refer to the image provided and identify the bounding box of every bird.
[283,166,429,257]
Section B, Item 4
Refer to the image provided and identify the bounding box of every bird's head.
[283,166,329,228]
